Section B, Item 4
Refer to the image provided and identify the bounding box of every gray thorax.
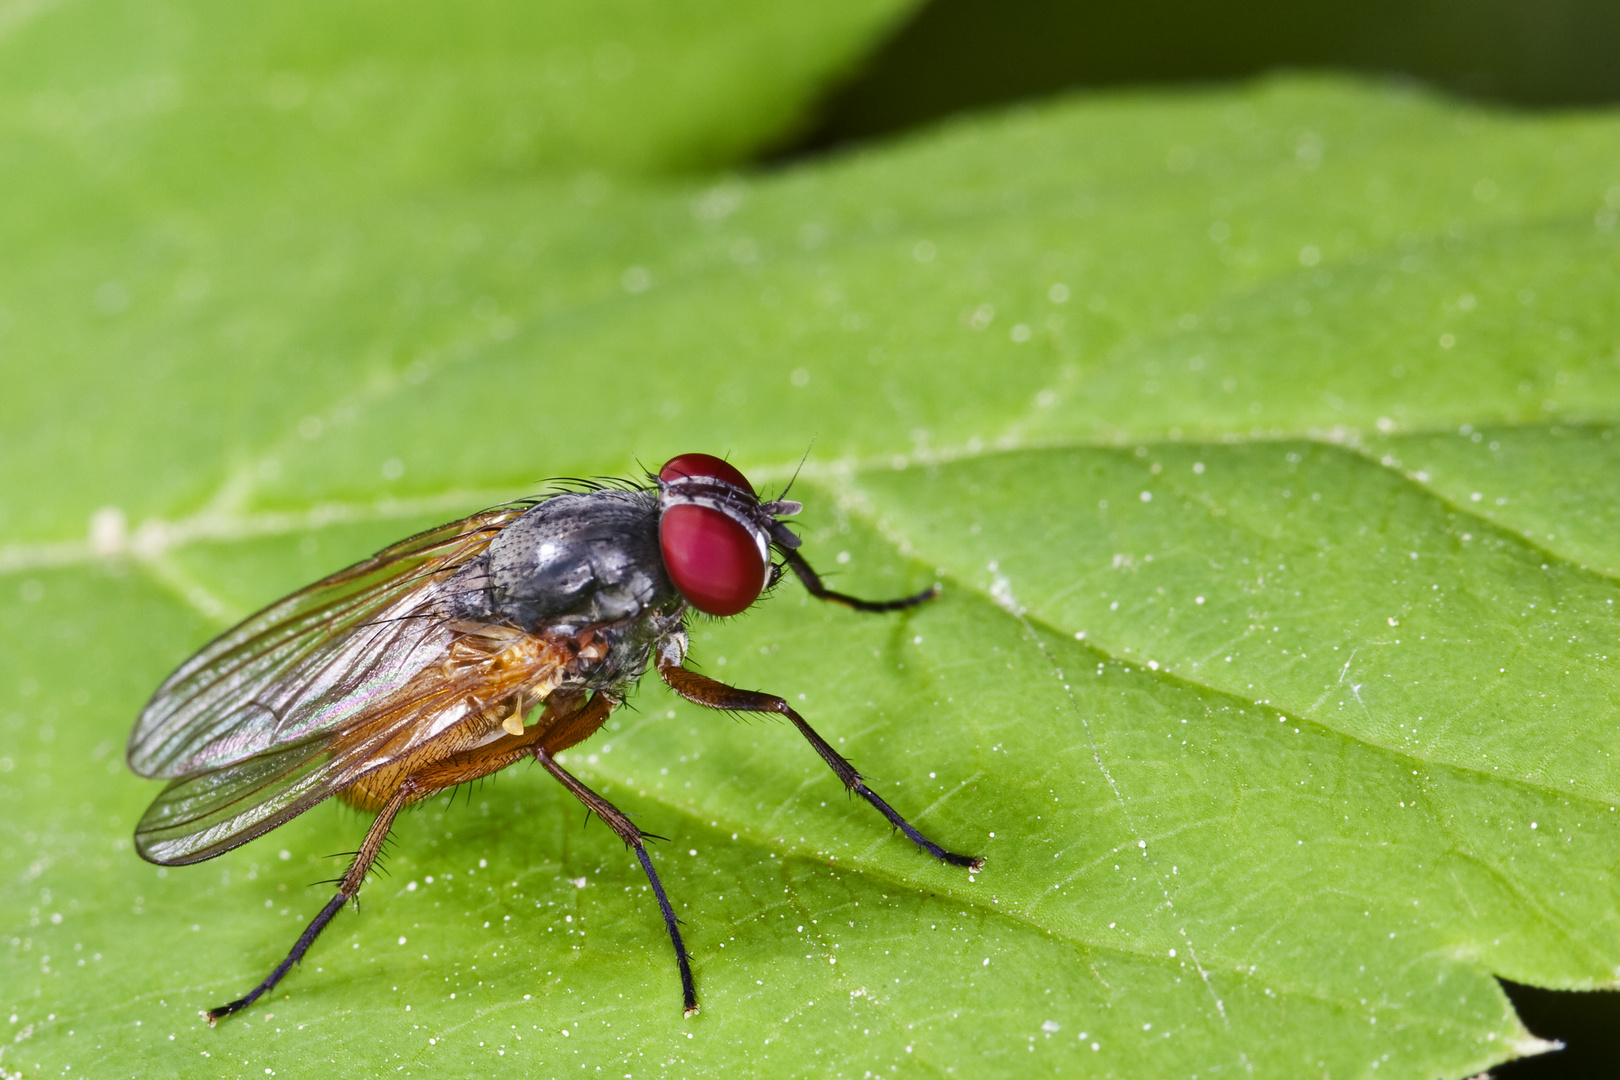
[443,489,683,649]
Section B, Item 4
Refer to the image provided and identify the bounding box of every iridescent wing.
[132,645,562,865]
[127,505,545,865]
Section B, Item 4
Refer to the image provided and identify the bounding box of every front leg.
[780,548,939,612]
[655,644,983,870]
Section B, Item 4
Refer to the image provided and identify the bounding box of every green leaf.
[4,32,1620,1079]
[0,0,921,544]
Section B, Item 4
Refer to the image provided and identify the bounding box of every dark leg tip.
[683,1001,700,1019]
[204,999,247,1025]
[968,855,987,873]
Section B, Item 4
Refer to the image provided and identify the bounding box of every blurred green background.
[791,0,1620,154]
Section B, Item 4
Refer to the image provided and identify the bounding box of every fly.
[126,452,983,1021]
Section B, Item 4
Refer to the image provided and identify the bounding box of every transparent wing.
[132,650,550,865]
[135,730,345,865]
[126,503,574,865]
[127,505,528,780]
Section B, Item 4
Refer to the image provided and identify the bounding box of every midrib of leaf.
[3,417,1611,598]
[6,417,1613,689]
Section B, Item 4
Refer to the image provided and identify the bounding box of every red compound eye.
[660,504,767,616]
[658,452,768,616]
[658,452,754,494]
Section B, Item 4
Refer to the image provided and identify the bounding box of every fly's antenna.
[777,440,815,503]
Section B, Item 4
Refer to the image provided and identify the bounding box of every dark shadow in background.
[774,2,1620,1077]
[782,0,1620,158]
[1496,980,1620,1080]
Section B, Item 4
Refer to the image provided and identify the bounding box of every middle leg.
[358,692,697,1016]
[532,746,698,1017]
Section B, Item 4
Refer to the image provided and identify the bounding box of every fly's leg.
[420,693,695,1016]
[533,747,698,1018]
[781,549,938,613]
[206,778,418,1023]
[207,692,624,1023]
[655,650,983,871]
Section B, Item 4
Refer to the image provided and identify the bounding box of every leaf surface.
[3,34,1619,1080]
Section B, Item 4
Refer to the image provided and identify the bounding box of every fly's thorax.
[443,489,678,631]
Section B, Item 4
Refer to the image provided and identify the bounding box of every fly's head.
[656,453,802,617]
